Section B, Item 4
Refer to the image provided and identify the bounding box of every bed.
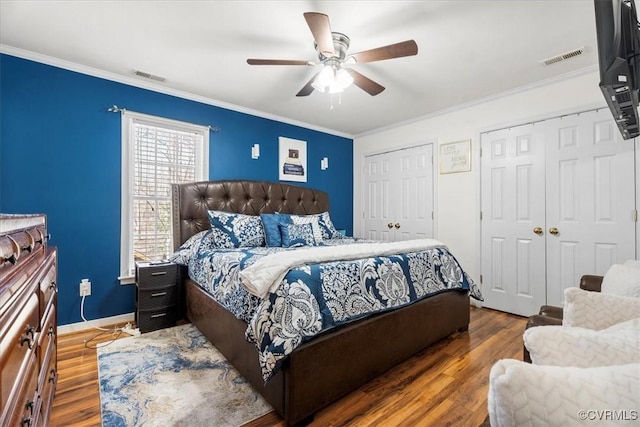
[170,180,480,425]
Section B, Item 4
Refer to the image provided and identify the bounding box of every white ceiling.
[0,1,599,137]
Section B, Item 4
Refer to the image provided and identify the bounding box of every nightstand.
[135,261,180,333]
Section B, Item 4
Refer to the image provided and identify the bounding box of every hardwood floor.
[50,307,526,427]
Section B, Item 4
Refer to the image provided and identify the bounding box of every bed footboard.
[184,277,469,425]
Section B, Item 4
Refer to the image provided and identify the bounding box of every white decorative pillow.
[602,263,640,298]
[563,287,640,330]
[524,319,640,368]
[488,359,640,427]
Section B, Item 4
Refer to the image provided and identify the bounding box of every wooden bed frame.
[171,180,470,425]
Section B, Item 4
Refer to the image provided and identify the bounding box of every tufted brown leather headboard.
[171,180,330,249]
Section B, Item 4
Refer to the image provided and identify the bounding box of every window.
[120,111,209,282]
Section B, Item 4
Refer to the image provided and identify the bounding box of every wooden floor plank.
[50,307,525,426]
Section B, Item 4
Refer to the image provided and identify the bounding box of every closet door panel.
[480,126,547,316]
[545,109,636,306]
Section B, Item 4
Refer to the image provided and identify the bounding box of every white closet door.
[363,144,434,242]
[544,109,636,306]
[363,152,395,241]
[480,125,547,316]
[395,145,434,240]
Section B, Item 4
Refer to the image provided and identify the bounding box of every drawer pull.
[48,326,55,337]
[25,399,34,415]
[49,280,57,290]
[26,324,35,339]
[151,292,167,297]
[20,334,34,349]
[151,271,167,276]
[21,416,32,427]
[150,313,167,319]
[49,368,57,383]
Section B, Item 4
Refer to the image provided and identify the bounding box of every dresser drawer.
[0,294,39,410]
[2,355,39,427]
[36,253,57,318]
[137,285,178,310]
[39,344,57,423]
[37,304,57,373]
[137,307,177,333]
[136,263,178,289]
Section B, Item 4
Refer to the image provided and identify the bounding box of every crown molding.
[354,64,599,139]
[0,44,353,139]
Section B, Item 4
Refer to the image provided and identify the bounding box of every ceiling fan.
[247,12,418,97]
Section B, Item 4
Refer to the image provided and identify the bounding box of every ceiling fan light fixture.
[312,64,353,94]
[335,68,353,88]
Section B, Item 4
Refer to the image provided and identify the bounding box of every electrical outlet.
[79,278,91,297]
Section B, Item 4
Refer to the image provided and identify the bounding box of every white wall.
[353,68,606,282]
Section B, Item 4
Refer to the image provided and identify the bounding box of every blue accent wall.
[0,54,353,326]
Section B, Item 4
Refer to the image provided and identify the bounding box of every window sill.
[119,275,135,285]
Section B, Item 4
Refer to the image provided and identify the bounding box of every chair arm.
[523,315,563,363]
[538,305,563,319]
[579,275,603,292]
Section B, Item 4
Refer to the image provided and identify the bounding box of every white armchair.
[488,288,640,427]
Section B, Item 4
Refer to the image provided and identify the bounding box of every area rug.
[97,323,272,427]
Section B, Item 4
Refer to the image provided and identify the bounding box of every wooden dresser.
[0,214,58,427]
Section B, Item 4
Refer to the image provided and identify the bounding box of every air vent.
[541,47,585,66]
[133,70,166,82]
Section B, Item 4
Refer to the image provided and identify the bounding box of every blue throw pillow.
[280,223,317,248]
[260,213,292,247]
[206,211,265,248]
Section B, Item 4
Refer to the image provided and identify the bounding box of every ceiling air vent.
[541,47,585,66]
[133,70,166,82]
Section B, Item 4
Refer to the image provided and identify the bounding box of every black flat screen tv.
[594,0,640,139]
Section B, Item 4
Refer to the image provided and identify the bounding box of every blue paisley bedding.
[173,231,482,382]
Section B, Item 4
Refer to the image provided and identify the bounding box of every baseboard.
[58,312,135,335]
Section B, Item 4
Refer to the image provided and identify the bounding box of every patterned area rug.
[97,324,272,426]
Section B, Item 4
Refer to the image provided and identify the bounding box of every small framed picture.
[279,137,307,182]
[439,139,471,174]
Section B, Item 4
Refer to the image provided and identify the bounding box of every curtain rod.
[107,105,220,132]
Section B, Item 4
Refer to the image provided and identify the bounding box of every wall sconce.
[251,144,260,159]
[321,157,329,170]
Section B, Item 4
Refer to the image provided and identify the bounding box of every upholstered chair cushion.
[601,263,640,298]
[488,360,640,427]
[524,318,640,368]
[563,287,640,330]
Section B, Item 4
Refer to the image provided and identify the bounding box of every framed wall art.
[279,136,307,182]
[439,139,471,174]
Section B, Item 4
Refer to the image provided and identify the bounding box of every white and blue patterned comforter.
[178,235,482,382]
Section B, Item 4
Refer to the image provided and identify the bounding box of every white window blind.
[120,111,209,281]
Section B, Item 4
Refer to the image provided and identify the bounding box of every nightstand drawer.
[137,285,178,309]
[137,307,177,333]
[136,263,178,289]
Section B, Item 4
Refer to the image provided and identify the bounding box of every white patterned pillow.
[488,359,640,427]
[563,287,640,330]
[206,210,265,248]
[290,212,341,241]
[601,263,640,298]
[168,230,210,265]
[280,223,318,248]
[524,318,640,368]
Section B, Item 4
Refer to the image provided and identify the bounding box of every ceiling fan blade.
[303,12,335,57]
[350,40,418,64]
[296,73,319,97]
[247,59,311,66]
[347,69,385,96]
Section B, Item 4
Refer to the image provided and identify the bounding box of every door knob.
[387,223,394,229]
[549,227,559,236]
[533,227,543,235]
[394,223,401,229]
